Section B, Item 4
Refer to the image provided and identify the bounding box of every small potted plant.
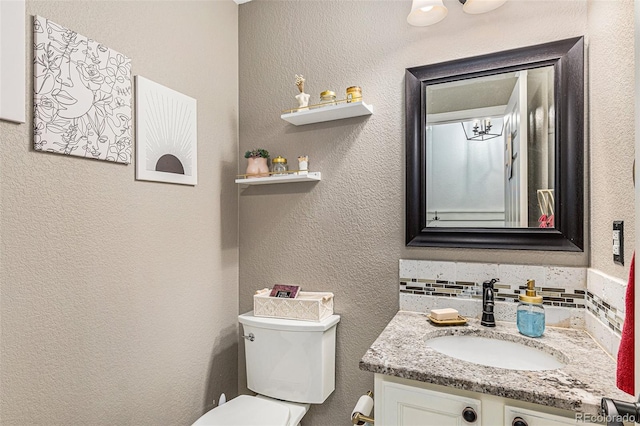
[245,148,270,177]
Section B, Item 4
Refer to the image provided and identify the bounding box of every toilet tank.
[239,311,340,404]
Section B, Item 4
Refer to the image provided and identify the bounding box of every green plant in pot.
[244,148,270,177]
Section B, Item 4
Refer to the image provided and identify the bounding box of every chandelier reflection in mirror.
[461,118,504,141]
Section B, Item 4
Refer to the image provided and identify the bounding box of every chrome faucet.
[481,278,498,327]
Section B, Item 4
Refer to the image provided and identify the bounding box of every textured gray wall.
[2,1,630,425]
[239,1,633,425]
[1,1,239,424]
[588,0,635,276]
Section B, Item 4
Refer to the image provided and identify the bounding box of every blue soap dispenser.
[517,279,545,337]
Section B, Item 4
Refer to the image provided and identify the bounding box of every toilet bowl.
[192,312,340,426]
[192,395,309,426]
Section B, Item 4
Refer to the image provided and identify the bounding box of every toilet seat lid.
[192,395,290,426]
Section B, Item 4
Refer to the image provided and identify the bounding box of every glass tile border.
[586,291,624,334]
[399,260,626,338]
[399,279,585,309]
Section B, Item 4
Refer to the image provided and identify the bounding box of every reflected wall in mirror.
[406,37,584,251]
[426,66,555,228]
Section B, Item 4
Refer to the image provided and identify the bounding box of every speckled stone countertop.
[359,311,631,415]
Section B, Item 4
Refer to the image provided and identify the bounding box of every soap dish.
[427,315,468,326]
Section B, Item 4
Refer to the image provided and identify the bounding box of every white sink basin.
[425,334,566,371]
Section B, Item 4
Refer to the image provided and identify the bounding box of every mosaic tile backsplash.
[399,259,586,306]
[400,279,586,309]
[399,260,628,341]
[587,291,624,334]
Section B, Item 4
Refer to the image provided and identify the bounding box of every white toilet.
[193,311,341,426]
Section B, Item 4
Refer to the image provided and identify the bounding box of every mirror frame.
[406,37,584,251]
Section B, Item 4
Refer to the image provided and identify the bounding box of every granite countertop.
[359,311,631,415]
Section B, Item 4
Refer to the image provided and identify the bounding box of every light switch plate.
[613,221,624,265]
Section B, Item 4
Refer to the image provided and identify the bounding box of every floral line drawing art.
[33,15,132,164]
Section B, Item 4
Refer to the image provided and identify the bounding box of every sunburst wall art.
[33,16,132,163]
[135,76,197,185]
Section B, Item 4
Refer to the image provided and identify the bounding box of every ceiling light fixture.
[461,118,504,141]
[407,0,448,27]
[407,0,507,27]
[459,0,507,14]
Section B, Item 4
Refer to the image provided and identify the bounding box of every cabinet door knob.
[512,417,528,426]
[462,407,477,423]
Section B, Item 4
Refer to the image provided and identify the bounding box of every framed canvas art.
[0,0,26,123]
[33,16,132,163]
[135,76,197,185]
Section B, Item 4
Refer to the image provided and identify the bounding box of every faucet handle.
[483,278,499,288]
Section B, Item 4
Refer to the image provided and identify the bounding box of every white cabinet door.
[505,406,577,426]
[378,379,481,426]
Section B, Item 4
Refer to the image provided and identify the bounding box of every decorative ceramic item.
[33,16,132,163]
[298,155,308,175]
[245,148,270,177]
[294,74,310,111]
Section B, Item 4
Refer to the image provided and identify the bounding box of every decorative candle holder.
[298,155,309,175]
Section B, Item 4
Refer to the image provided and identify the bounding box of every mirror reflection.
[425,66,554,228]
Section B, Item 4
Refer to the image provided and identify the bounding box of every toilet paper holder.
[601,396,639,425]
[351,390,375,425]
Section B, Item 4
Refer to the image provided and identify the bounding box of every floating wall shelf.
[235,172,322,186]
[281,102,374,126]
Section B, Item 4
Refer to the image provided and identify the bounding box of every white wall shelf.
[235,172,321,186]
[281,102,373,126]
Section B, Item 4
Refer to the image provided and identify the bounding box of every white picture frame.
[135,76,197,185]
[0,0,26,123]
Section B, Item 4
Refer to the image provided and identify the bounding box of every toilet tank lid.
[239,311,340,331]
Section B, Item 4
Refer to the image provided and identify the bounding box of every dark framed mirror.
[406,37,584,251]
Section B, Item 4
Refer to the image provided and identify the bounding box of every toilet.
[192,311,340,426]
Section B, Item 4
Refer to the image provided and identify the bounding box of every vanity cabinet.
[378,378,481,425]
[505,406,578,426]
[375,375,581,426]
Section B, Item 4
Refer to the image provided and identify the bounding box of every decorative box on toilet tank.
[253,288,334,322]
